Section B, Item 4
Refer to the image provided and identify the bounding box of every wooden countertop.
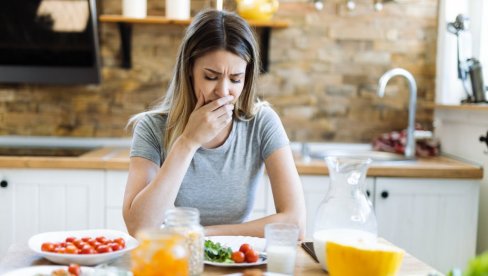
[0,148,483,179]
[435,104,488,111]
[0,241,441,276]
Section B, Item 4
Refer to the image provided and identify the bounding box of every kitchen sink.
[308,149,413,162]
[0,147,97,157]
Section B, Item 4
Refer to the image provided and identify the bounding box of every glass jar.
[164,207,204,276]
[131,228,189,276]
[313,157,378,271]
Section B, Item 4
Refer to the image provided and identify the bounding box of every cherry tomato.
[65,237,76,243]
[68,264,81,276]
[96,236,109,244]
[92,241,102,250]
[41,242,55,252]
[113,237,126,248]
[87,238,97,246]
[97,245,113,254]
[59,242,67,248]
[108,243,121,251]
[73,239,83,248]
[239,243,252,254]
[65,245,79,254]
[55,247,66,254]
[77,242,89,249]
[80,246,95,255]
[81,237,91,242]
[81,244,92,250]
[245,249,259,263]
[231,251,245,263]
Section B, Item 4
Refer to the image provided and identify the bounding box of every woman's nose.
[215,79,230,97]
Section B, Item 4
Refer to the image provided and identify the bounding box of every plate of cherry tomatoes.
[204,236,266,267]
[28,229,139,266]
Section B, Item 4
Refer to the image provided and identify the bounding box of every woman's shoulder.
[136,112,168,128]
[253,102,281,123]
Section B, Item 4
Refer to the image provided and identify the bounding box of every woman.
[123,9,306,238]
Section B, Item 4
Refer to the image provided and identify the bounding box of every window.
[436,0,488,104]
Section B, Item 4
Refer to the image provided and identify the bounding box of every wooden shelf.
[99,14,290,28]
[435,104,488,111]
[98,15,289,70]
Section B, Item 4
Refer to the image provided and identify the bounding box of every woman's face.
[192,50,247,105]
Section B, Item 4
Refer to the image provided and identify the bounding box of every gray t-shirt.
[130,105,289,226]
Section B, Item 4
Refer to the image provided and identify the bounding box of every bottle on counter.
[163,207,204,276]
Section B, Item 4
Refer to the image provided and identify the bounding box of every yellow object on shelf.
[236,0,279,21]
[326,240,404,276]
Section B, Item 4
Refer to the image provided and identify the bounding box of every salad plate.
[204,236,267,267]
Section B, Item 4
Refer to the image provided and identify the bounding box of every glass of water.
[265,223,299,275]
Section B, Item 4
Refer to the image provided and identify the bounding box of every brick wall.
[0,0,438,142]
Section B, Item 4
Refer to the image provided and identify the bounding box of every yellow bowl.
[236,0,279,21]
[326,240,404,276]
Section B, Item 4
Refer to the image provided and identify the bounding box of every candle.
[122,0,147,18]
[166,0,190,19]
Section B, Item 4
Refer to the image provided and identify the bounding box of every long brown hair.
[128,9,261,152]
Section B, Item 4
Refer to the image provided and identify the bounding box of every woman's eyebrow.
[204,68,244,76]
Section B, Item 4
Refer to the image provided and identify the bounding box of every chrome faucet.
[377,68,417,159]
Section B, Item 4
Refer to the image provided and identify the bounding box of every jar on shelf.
[313,156,378,271]
[164,207,204,276]
[131,228,189,276]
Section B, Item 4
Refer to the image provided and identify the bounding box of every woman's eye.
[231,79,242,84]
[204,75,218,81]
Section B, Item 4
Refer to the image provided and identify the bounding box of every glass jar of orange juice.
[131,229,189,276]
[164,208,204,276]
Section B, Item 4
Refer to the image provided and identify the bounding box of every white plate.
[204,236,267,267]
[28,229,139,266]
[2,265,94,276]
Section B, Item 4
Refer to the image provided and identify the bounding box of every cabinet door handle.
[381,190,389,199]
[366,190,371,197]
[0,180,7,188]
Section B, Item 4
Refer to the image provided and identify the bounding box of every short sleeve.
[257,105,290,160]
[129,114,164,166]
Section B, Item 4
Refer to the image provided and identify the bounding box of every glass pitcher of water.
[313,156,378,271]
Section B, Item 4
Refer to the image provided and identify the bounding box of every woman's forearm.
[124,136,199,235]
[205,211,306,240]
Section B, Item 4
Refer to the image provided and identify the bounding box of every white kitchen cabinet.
[0,169,105,256]
[105,170,129,232]
[435,108,488,255]
[298,173,479,273]
[375,177,479,273]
